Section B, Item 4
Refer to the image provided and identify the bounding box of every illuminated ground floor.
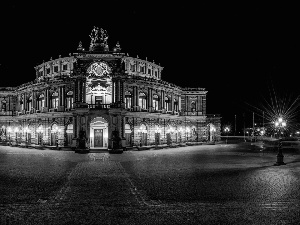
[0,109,221,149]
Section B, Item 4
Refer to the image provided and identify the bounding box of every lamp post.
[224,127,230,144]
[24,127,29,147]
[36,127,43,146]
[7,127,12,145]
[210,125,216,142]
[274,117,286,166]
[53,126,61,149]
[14,127,19,145]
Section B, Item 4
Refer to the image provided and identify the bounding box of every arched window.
[174,98,178,112]
[66,91,73,109]
[27,96,33,110]
[51,92,59,109]
[153,95,159,111]
[19,96,24,111]
[125,91,132,109]
[1,100,6,111]
[38,94,45,110]
[66,124,73,134]
[165,97,170,111]
[191,101,196,112]
[139,93,147,109]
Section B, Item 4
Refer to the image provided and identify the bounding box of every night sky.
[0,2,298,132]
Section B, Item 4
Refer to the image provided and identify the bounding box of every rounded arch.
[125,91,132,96]
[154,124,161,133]
[51,123,59,132]
[90,116,109,125]
[66,123,73,134]
[138,123,148,133]
[125,124,132,134]
[139,92,146,97]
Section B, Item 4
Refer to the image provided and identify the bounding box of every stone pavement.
[1,144,300,224]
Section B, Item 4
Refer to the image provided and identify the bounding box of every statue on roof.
[89,26,109,52]
[89,26,99,46]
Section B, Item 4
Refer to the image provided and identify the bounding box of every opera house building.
[0,27,220,151]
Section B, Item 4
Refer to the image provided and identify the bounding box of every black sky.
[0,2,298,131]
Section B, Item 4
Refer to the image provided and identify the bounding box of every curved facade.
[0,27,221,149]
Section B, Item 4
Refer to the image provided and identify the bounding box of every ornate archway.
[90,117,109,148]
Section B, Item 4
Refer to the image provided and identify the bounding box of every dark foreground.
[1,143,300,224]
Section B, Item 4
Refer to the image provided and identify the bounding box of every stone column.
[61,86,65,107]
[118,80,121,103]
[82,80,86,103]
[135,85,139,107]
[112,81,115,103]
[170,95,174,112]
[178,96,181,112]
[23,93,27,111]
[32,91,36,110]
[74,80,78,103]
[73,115,77,138]
[44,90,48,108]
[161,90,164,110]
[120,81,124,104]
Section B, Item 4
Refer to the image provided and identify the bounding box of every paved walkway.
[1,144,300,224]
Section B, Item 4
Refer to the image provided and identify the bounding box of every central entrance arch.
[90,117,108,148]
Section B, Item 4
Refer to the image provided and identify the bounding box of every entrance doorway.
[94,129,103,147]
[125,124,132,146]
[90,117,108,148]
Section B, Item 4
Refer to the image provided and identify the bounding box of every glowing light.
[7,127,12,133]
[224,127,230,132]
[278,117,283,123]
[37,127,43,133]
[154,126,161,133]
[210,125,216,132]
[14,127,19,133]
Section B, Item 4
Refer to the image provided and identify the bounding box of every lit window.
[38,94,45,110]
[1,100,6,111]
[165,97,170,111]
[66,91,73,109]
[153,95,159,110]
[125,91,132,109]
[28,96,33,110]
[51,92,59,108]
[139,93,147,109]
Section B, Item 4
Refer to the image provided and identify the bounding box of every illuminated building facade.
[0,27,221,150]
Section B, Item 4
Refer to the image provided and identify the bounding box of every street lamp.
[7,127,12,145]
[210,125,216,142]
[224,127,230,144]
[274,117,286,166]
[14,127,19,145]
[24,127,30,147]
[53,126,62,149]
[36,126,43,145]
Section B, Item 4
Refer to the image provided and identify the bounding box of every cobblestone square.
[1,143,300,224]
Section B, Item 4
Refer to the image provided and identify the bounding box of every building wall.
[0,48,220,148]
